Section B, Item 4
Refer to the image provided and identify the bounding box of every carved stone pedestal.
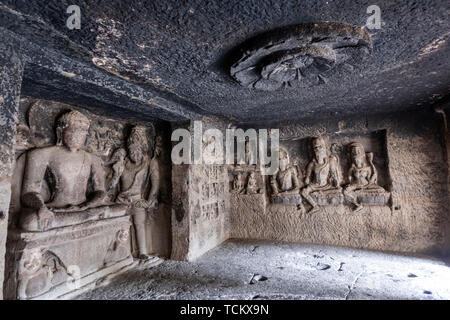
[270,194,302,205]
[4,213,134,300]
[311,189,344,206]
[352,189,391,206]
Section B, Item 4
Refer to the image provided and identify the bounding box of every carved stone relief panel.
[6,98,166,299]
[231,169,264,196]
[265,131,391,213]
[199,165,228,221]
[269,147,302,205]
[230,22,372,91]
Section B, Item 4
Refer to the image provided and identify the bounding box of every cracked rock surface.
[76,239,450,300]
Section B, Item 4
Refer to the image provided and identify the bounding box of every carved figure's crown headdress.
[279,146,290,162]
[128,125,149,152]
[312,136,326,147]
[349,142,365,154]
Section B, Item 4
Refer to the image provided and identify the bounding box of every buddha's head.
[349,142,366,168]
[56,110,90,151]
[311,136,327,161]
[127,126,149,163]
[279,147,290,171]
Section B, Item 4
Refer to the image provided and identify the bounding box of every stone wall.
[171,117,230,261]
[230,110,450,255]
[8,98,172,258]
[0,42,23,300]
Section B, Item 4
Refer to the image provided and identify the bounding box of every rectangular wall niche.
[230,129,397,251]
[282,130,391,193]
[4,97,172,299]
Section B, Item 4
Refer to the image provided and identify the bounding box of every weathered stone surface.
[1,1,448,123]
[74,240,450,300]
[230,193,266,240]
[230,22,372,91]
[4,216,133,300]
[271,194,303,205]
[171,118,230,261]
[0,0,449,301]
[0,39,23,299]
[2,97,173,299]
[231,111,449,255]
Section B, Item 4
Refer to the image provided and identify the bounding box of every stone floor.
[76,240,450,300]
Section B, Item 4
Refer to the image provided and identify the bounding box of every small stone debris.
[407,273,417,278]
[250,245,259,252]
[249,273,268,284]
[313,254,324,259]
[315,263,331,270]
[423,290,432,295]
[337,262,345,271]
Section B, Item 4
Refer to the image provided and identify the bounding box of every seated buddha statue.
[19,110,124,232]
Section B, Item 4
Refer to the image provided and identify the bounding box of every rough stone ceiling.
[1,0,449,123]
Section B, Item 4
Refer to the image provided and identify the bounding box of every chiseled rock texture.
[0,1,449,123]
[231,111,450,256]
[171,117,230,261]
[0,40,23,299]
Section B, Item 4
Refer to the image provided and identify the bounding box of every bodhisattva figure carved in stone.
[343,142,383,212]
[246,171,259,194]
[20,110,107,231]
[115,126,160,260]
[301,136,342,213]
[232,172,245,194]
[106,147,127,194]
[270,147,300,196]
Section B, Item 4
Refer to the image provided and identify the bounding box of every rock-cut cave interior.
[0,0,449,302]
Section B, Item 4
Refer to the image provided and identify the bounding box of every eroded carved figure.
[343,142,385,211]
[232,172,245,194]
[104,229,131,267]
[18,249,68,299]
[269,147,303,207]
[115,126,160,260]
[106,147,127,194]
[19,110,110,231]
[270,147,300,196]
[230,23,372,91]
[301,136,342,213]
[246,171,259,194]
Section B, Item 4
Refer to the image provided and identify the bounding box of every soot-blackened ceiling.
[0,0,449,123]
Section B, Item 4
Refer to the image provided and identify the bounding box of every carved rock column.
[170,119,231,261]
[0,39,24,299]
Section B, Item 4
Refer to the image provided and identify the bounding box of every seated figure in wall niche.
[19,110,112,231]
[270,147,302,205]
[301,136,342,213]
[246,171,259,194]
[232,172,245,194]
[343,142,386,211]
[115,125,160,260]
